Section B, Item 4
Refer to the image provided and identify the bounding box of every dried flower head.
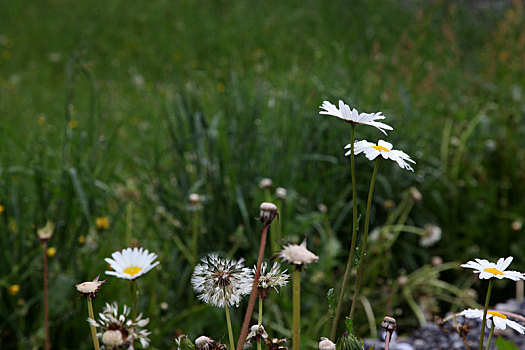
[318,338,336,350]
[88,302,151,349]
[278,240,319,267]
[419,224,442,247]
[275,187,287,200]
[195,336,227,350]
[191,253,252,307]
[37,221,55,241]
[189,193,203,211]
[250,262,289,298]
[381,316,397,333]
[175,334,196,350]
[105,247,160,280]
[260,202,279,226]
[76,275,106,298]
[265,338,288,350]
[247,324,269,342]
[259,178,273,189]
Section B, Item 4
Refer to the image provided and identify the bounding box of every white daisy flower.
[319,100,393,135]
[278,240,319,267]
[460,256,525,281]
[345,139,415,171]
[105,247,160,280]
[460,308,525,334]
[88,302,151,349]
[191,253,252,307]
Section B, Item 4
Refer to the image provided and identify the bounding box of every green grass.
[1,0,525,349]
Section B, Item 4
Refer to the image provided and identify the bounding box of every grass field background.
[1,0,525,348]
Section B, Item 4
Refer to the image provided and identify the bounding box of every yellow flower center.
[484,267,504,275]
[124,266,142,276]
[488,310,507,319]
[371,145,390,152]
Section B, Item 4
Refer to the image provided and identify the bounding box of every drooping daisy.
[460,256,525,281]
[88,302,151,349]
[345,139,415,171]
[278,240,319,267]
[460,308,525,334]
[105,247,160,280]
[191,253,252,307]
[76,275,106,298]
[319,100,393,135]
[251,262,289,297]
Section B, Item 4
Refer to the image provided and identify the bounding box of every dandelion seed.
[345,140,415,171]
[105,247,160,280]
[319,100,393,134]
[191,253,252,307]
[76,276,106,299]
[461,308,525,334]
[461,256,525,281]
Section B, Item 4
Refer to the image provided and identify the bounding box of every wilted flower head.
[195,336,227,350]
[88,302,150,349]
[265,338,288,350]
[419,224,442,247]
[259,202,279,226]
[319,100,393,135]
[37,221,55,241]
[259,178,273,189]
[105,247,160,280]
[318,338,336,350]
[461,308,525,334]
[345,140,415,171]
[191,253,252,307]
[76,275,106,298]
[247,324,269,342]
[278,240,318,267]
[461,256,525,281]
[250,262,289,298]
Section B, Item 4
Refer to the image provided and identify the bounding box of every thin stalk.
[191,210,199,265]
[131,280,138,322]
[43,240,50,350]
[478,279,494,350]
[126,202,133,244]
[384,332,391,350]
[331,124,357,340]
[236,224,269,350]
[87,298,101,350]
[257,298,263,350]
[484,322,495,350]
[225,305,235,350]
[349,159,380,319]
[292,267,301,350]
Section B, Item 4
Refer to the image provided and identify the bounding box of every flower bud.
[260,202,278,226]
[338,332,363,350]
[318,338,336,350]
[276,187,287,200]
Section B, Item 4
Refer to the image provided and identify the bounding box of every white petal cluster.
[461,308,525,334]
[461,256,525,281]
[345,140,415,171]
[278,240,319,266]
[191,253,253,307]
[319,100,393,135]
[105,247,160,280]
[251,262,289,291]
[88,302,151,349]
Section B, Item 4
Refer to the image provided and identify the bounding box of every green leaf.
[494,337,519,350]
[327,288,335,318]
[345,317,354,334]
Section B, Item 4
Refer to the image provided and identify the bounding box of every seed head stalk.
[257,297,263,350]
[236,223,270,350]
[42,239,50,350]
[479,279,494,350]
[350,159,380,319]
[87,297,100,350]
[292,266,301,350]
[225,305,235,350]
[331,125,358,340]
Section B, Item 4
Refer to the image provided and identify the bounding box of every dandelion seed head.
[279,240,318,267]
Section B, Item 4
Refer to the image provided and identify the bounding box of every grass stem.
[293,266,301,350]
[42,240,50,350]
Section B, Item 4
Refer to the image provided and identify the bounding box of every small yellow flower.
[0,205,4,213]
[38,116,46,126]
[8,284,20,296]
[17,298,25,306]
[47,247,56,258]
[216,82,225,93]
[68,119,78,129]
[78,235,86,244]
[96,217,110,230]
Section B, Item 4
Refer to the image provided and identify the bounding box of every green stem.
[131,280,138,322]
[257,297,262,350]
[87,297,100,350]
[484,321,495,350]
[192,210,199,265]
[349,159,380,319]
[126,202,133,244]
[293,267,301,350]
[331,124,357,340]
[479,279,494,350]
[43,240,50,350]
[225,305,235,350]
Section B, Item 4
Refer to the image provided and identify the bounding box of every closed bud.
[260,202,278,226]
[337,332,363,350]
[178,335,196,350]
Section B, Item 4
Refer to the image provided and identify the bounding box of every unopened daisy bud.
[276,187,287,200]
[259,178,273,189]
[397,276,408,286]
[195,336,214,350]
[176,334,196,350]
[37,221,55,241]
[260,202,278,226]
[381,316,397,334]
[318,337,336,350]
[247,324,268,342]
[338,332,363,350]
[102,330,124,347]
[76,275,106,298]
[431,256,443,266]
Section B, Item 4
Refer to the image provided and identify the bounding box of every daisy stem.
[236,223,269,350]
[478,279,494,350]
[484,322,495,350]
[131,279,138,322]
[87,297,100,350]
[331,124,357,340]
[349,159,380,320]
[292,266,301,350]
[257,297,263,350]
[225,305,236,350]
[42,239,50,350]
